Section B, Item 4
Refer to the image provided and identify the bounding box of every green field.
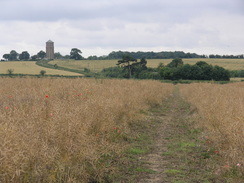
[0,61,82,76]
[50,58,244,72]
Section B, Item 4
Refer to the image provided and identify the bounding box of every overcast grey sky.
[0,0,243,57]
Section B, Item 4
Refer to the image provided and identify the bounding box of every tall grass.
[179,83,244,176]
[0,78,173,182]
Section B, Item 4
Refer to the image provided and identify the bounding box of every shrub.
[137,71,161,80]
[212,66,230,81]
[101,67,126,78]
[158,59,230,81]
[7,69,14,75]
[40,70,46,76]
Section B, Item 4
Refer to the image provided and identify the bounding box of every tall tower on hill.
[46,40,54,59]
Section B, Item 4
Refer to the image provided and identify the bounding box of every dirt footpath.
[137,88,221,183]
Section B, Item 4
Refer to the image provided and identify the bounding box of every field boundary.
[35,60,89,75]
[0,73,83,78]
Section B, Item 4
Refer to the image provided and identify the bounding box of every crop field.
[50,58,244,72]
[0,61,82,76]
[230,77,244,81]
[0,78,173,182]
[50,59,119,72]
[180,82,244,176]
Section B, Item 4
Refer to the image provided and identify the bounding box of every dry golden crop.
[0,61,82,76]
[179,82,244,175]
[0,78,173,182]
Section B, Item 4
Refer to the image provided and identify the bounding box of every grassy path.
[121,87,229,183]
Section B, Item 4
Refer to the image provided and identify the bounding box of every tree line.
[87,51,243,60]
[2,49,243,61]
[209,54,244,59]
[101,55,230,81]
[1,48,84,61]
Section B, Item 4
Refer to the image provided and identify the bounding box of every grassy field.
[0,61,82,76]
[0,77,173,182]
[50,58,244,72]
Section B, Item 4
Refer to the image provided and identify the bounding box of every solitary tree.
[70,48,83,60]
[40,70,46,76]
[116,54,138,78]
[7,69,14,76]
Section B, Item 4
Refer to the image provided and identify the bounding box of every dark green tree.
[167,58,184,68]
[30,55,38,61]
[189,65,203,80]
[212,66,230,81]
[9,50,19,61]
[40,70,46,76]
[117,54,137,78]
[87,55,98,60]
[37,50,46,60]
[3,54,10,60]
[195,61,213,80]
[131,58,148,78]
[54,52,63,59]
[70,48,83,60]
[195,61,209,67]
[19,51,30,60]
[159,67,174,80]
[173,64,192,80]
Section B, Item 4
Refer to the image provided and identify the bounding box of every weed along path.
[131,87,219,183]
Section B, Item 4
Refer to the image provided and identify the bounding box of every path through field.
[135,87,221,183]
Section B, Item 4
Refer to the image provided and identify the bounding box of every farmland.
[0,61,82,76]
[1,76,244,182]
[0,78,173,182]
[180,82,244,181]
[49,58,244,72]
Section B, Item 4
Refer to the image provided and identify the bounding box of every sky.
[0,0,243,58]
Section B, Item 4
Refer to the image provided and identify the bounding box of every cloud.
[0,0,243,57]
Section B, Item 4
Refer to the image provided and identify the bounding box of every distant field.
[0,61,82,76]
[50,59,118,72]
[50,58,244,72]
[230,77,244,81]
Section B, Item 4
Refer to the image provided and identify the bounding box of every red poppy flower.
[5,106,9,110]
[45,95,49,98]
